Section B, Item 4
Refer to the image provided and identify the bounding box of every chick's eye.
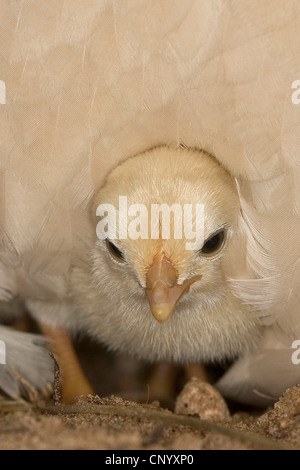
[201,230,225,255]
[106,239,126,263]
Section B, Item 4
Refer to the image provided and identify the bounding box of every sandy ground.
[0,330,299,450]
[0,384,299,450]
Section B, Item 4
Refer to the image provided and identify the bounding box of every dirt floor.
[0,331,299,450]
[0,383,299,450]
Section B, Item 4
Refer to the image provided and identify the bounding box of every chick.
[0,147,266,404]
[70,147,260,366]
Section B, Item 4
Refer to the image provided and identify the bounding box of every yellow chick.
[70,147,260,365]
[1,147,298,406]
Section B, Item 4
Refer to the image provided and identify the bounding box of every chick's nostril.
[151,281,169,303]
[145,254,178,289]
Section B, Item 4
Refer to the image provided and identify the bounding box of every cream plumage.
[70,147,259,362]
[1,0,300,405]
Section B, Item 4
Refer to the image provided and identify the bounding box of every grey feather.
[216,328,300,407]
[0,325,53,400]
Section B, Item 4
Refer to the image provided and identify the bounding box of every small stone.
[279,417,293,429]
[175,377,230,422]
[150,401,160,409]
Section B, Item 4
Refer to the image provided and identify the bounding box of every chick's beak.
[145,255,201,324]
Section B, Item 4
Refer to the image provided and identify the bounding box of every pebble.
[175,377,230,422]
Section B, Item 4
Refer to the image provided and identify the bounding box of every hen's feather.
[0,325,52,399]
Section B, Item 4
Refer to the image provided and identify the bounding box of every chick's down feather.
[70,147,261,363]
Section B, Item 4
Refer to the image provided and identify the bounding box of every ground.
[0,334,299,450]
[0,385,299,450]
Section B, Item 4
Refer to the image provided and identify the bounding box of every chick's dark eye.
[106,239,126,263]
[201,230,225,255]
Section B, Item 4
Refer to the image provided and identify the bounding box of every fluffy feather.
[0,324,52,400]
[69,147,260,362]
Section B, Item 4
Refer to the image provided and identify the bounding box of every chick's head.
[79,147,259,362]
